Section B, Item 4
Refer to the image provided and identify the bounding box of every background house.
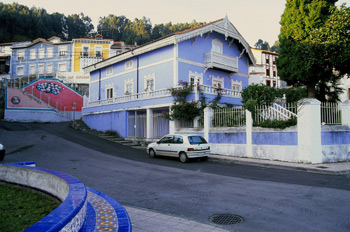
[10,37,72,83]
[82,17,255,140]
[249,48,286,88]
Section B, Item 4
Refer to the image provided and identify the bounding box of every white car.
[147,134,210,163]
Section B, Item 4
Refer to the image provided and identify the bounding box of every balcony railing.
[87,85,241,107]
[204,51,238,73]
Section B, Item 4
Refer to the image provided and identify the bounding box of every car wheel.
[149,149,156,158]
[179,152,188,163]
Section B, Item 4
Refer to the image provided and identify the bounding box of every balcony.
[204,51,238,73]
[87,85,241,107]
[80,54,104,69]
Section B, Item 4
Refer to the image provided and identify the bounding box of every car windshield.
[188,136,207,144]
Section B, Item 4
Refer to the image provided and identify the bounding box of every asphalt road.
[1,122,350,232]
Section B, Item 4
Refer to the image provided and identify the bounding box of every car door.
[155,135,173,156]
[168,135,184,157]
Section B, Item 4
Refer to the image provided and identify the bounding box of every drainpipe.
[137,56,139,96]
[98,69,101,100]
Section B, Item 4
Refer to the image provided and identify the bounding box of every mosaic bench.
[0,162,132,232]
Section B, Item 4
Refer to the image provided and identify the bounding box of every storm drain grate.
[209,213,244,225]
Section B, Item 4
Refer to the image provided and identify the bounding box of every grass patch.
[0,182,60,232]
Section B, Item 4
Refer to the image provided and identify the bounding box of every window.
[17,51,25,61]
[125,60,133,70]
[39,48,45,59]
[82,46,89,57]
[266,80,271,87]
[212,76,224,89]
[173,136,183,144]
[38,64,44,74]
[59,46,67,56]
[159,136,173,144]
[58,63,67,72]
[232,80,242,93]
[144,74,155,91]
[29,65,36,75]
[273,70,277,77]
[46,64,53,74]
[30,49,36,60]
[0,47,5,53]
[106,87,113,99]
[125,79,133,95]
[47,48,53,58]
[266,67,270,76]
[17,66,24,76]
[106,66,113,76]
[265,55,270,64]
[95,46,102,57]
[212,39,223,54]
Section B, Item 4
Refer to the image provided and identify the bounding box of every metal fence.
[212,107,246,127]
[321,102,342,125]
[253,103,298,124]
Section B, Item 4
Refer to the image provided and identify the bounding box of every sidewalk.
[209,154,350,175]
[124,206,229,232]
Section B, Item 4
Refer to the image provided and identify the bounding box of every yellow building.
[72,35,113,73]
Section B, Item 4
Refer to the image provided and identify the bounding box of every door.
[156,135,173,156]
[169,135,184,157]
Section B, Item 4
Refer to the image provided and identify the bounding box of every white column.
[204,107,213,142]
[297,98,322,164]
[245,110,253,158]
[341,100,350,126]
[146,108,153,141]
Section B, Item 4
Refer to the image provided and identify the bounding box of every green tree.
[254,39,270,50]
[270,40,280,53]
[66,13,94,40]
[276,0,349,101]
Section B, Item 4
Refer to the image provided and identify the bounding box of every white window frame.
[46,63,53,74]
[47,47,53,58]
[212,39,223,54]
[58,62,67,72]
[82,45,89,57]
[105,84,114,99]
[144,74,155,92]
[17,66,24,76]
[39,48,45,59]
[29,65,36,75]
[189,71,203,87]
[0,47,5,53]
[38,64,44,74]
[212,76,224,88]
[59,46,67,57]
[125,60,133,70]
[231,80,242,93]
[124,79,133,95]
[95,45,102,57]
[17,50,25,61]
[106,66,113,76]
[30,49,36,60]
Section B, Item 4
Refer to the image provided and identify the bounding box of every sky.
[1,0,349,47]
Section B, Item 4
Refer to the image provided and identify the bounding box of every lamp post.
[72,101,77,129]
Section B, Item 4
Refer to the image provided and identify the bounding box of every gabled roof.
[12,37,72,49]
[84,16,256,72]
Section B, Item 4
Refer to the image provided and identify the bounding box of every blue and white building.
[10,37,72,79]
[82,17,256,140]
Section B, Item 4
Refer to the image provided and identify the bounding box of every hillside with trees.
[0,2,204,45]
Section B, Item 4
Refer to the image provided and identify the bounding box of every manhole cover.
[209,213,244,225]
